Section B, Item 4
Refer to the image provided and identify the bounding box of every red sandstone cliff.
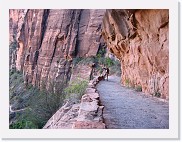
[10,9,169,99]
[9,9,105,90]
[102,9,169,99]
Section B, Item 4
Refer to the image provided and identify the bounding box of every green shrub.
[26,82,66,128]
[98,57,105,65]
[97,53,102,58]
[9,71,23,85]
[11,72,18,79]
[104,57,114,67]
[97,57,113,67]
[78,57,95,65]
[113,59,120,66]
[72,57,96,66]
[9,71,67,129]
[9,41,18,50]
[72,57,83,65]
[10,119,37,129]
[64,80,88,100]
[27,84,33,90]
[125,79,130,87]
[14,75,18,79]
[9,70,15,76]
[17,97,24,103]
[107,59,121,76]
[154,92,161,98]
[97,47,106,57]
[135,85,142,92]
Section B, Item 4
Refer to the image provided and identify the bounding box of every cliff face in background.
[102,9,169,99]
[9,9,106,90]
[10,9,169,99]
[9,9,28,44]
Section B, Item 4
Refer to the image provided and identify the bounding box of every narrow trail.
[97,76,169,129]
[9,105,27,113]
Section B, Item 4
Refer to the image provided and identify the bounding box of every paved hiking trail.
[97,76,169,129]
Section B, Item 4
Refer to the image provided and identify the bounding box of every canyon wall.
[9,9,105,89]
[10,9,169,99]
[102,9,169,99]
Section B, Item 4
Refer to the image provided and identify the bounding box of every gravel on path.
[97,76,169,129]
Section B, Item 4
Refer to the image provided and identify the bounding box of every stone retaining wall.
[43,75,106,129]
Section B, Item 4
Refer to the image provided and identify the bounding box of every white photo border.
[0,0,179,139]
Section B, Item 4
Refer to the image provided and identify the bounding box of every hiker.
[91,63,96,75]
[105,67,109,81]
[102,66,109,81]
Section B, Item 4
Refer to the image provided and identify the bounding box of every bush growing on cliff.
[72,57,83,65]
[26,82,66,128]
[64,80,88,101]
[10,119,37,129]
[125,79,130,87]
[9,41,18,50]
[97,47,106,58]
[9,71,67,129]
[135,85,142,92]
[79,57,95,65]
[104,57,114,67]
[9,75,41,129]
[72,56,96,66]
[109,60,121,76]
[154,91,161,98]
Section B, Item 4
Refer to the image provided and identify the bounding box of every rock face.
[9,9,28,69]
[102,9,169,99]
[43,101,80,129]
[9,9,28,44]
[70,64,93,82]
[9,9,105,89]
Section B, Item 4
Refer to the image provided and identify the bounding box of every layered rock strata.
[9,9,106,89]
[102,9,169,99]
[70,64,93,82]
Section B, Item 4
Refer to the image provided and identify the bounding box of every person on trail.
[105,67,109,81]
[92,63,96,76]
[102,66,109,81]
[90,63,96,80]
